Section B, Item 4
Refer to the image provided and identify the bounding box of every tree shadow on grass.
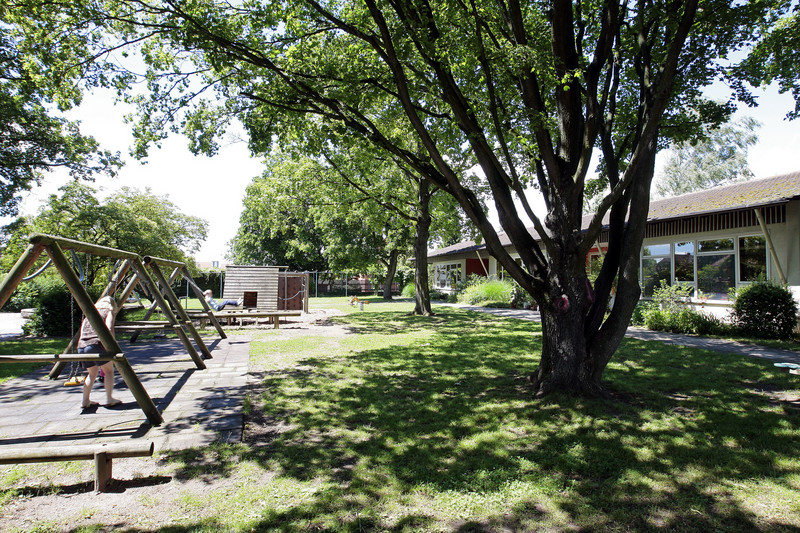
[163,309,800,532]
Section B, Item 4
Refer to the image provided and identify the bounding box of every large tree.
[1,182,208,287]
[232,150,415,299]
[654,116,760,198]
[0,6,121,216]
[10,0,788,396]
[735,5,800,119]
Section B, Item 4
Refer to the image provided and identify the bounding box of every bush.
[732,282,799,339]
[401,282,415,298]
[457,278,514,306]
[634,281,730,335]
[630,300,657,326]
[643,307,729,335]
[1,283,41,312]
[23,278,99,337]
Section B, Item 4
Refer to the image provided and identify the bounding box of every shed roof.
[429,171,800,259]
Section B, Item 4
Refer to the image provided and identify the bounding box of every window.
[739,236,767,282]
[497,257,523,281]
[697,238,734,300]
[674,241,695,283]
[642,245,672,297]
[435,263,462,289]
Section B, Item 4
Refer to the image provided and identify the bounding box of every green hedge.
[732,282,798,339]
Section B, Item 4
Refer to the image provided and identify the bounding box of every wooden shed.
[223,266,279,311]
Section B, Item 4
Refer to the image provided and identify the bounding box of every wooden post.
[129,266,181,343]
[0,244,45,308]
[129,259,206,370]
[50,259,134,380]
[754,208,788,285]
[47,244,163,425]
[94,451,112,492]
[47,243,122,355]
[145,260,213,360]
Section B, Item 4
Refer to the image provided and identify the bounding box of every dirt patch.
[0,309,349,532]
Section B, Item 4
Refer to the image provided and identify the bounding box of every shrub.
[634,281,730,335]
[457,278,514,306]
[642,307,729,336]
[401,282,415,298]
[1,283,41,312]
[732,281,799,339]
[23,278,99,337]
[630,300,657,326]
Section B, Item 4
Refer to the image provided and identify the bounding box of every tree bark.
[412,180,433,316]
[382,248,399,300]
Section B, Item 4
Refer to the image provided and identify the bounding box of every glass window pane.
[739,236,767,282]
[697,254,734,300]
[698,238,733,252]
[642,256,672,297]
[674,241,695,282]
[643,244,671,256]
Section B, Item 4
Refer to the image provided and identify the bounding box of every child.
[203,290,243,311]
[77,296,121,409]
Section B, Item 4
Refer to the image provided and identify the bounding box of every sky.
[7,83,800,264]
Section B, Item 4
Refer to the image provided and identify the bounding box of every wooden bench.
[188,310,302,329]
[774,362,800,375]
[0,441,155,492]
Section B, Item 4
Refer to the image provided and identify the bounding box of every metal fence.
[307,272,400,297]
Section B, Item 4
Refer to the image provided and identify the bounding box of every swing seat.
[64,376,84,387]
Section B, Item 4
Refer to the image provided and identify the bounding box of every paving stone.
[0,335,251,452]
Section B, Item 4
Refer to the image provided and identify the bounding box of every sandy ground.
[0,308,350,532]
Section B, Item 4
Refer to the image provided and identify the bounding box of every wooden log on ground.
[0,441,155,492]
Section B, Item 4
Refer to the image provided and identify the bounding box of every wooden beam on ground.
[0,441,154,492]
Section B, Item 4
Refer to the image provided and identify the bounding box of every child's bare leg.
[82,366,99,408]
[101,362,119,404]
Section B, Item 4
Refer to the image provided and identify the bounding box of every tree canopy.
[7,0,794,396]
[654,116,761,198]
[0,6,122,216]
[1,182,208,287]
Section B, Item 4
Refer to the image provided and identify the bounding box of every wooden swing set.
[0,233,220,426]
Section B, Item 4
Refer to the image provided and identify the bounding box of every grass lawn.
[156,299,800,532]
[0,338,67,385]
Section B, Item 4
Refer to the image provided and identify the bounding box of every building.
[428,171,800,313]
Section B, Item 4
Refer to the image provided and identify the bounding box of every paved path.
[438,303,800,365]
[0,312,25,341]
[0,334,250,453]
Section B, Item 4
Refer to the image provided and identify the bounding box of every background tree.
[1,182,208,288]
[734,5,800,120]
[0,6,121,216]
[231,151,413,298]
[654,116,761,198]
[10,0,788,396]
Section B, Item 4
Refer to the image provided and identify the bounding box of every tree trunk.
[382,249,399,300]
[528,270,607,397]
[412,180,433,316]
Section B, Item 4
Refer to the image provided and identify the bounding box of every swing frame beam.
[0,234,216,426]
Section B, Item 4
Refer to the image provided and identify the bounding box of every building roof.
[430,171,800,259]
[646,171,800,221]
